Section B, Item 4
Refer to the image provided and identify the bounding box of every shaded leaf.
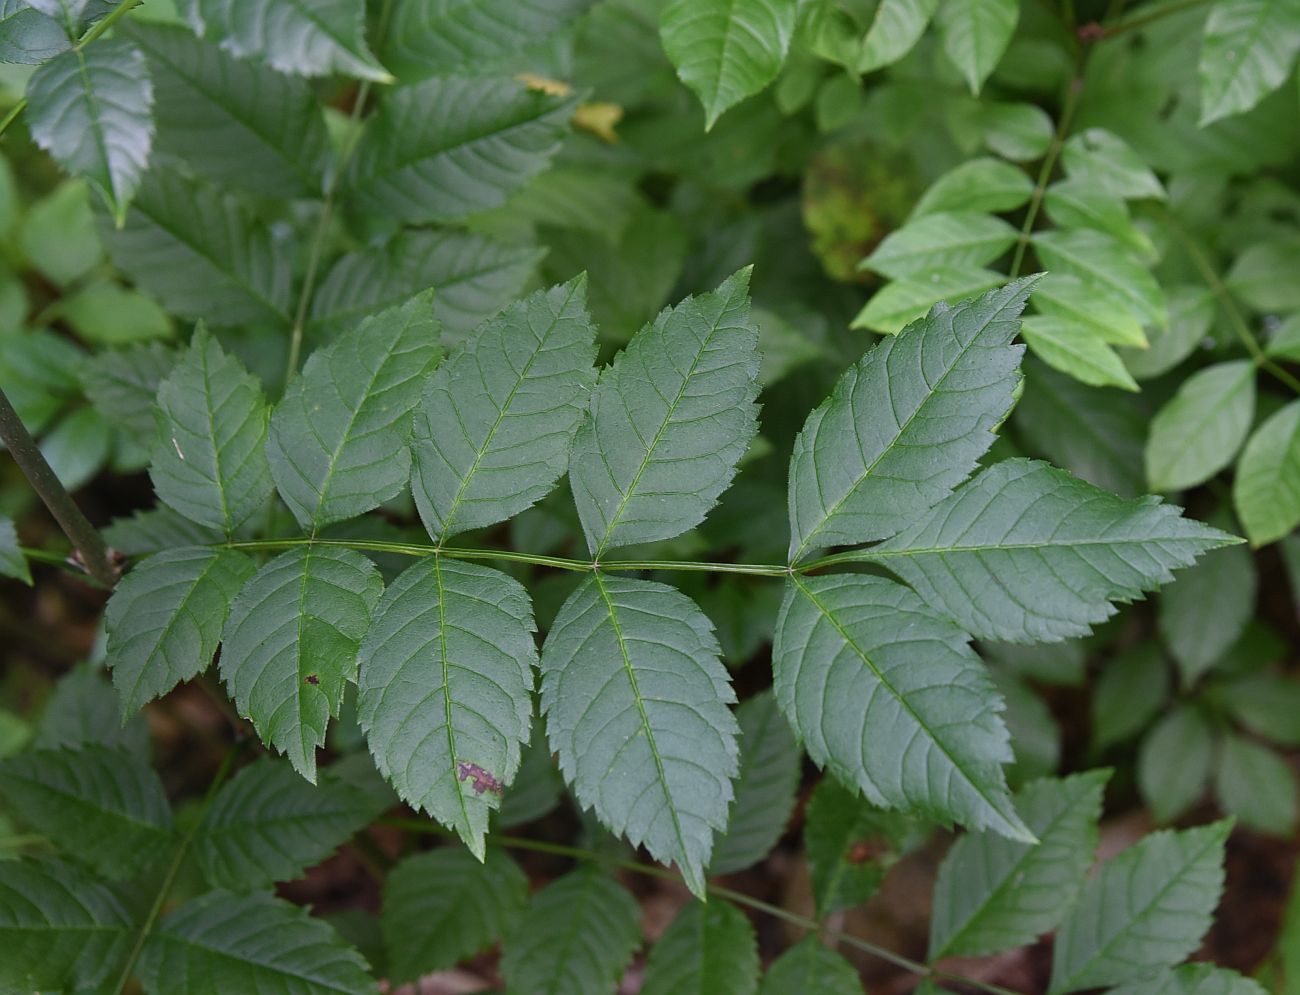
[1146,360,1256,492]
[641,900,759,995]
[1233,399,1300,545]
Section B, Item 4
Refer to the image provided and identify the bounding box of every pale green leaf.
[383,847,526,983]
[774,573,1027,839]
[1022,315,1140,391]
[61,279,172,347]
[0,4,68,64]
[862,211,1018,280]
[310,229,543,340]
[859,0,939,72]
[1123,285,1215,381]
[411,278,595,541]
[1234,400,1300,545]
[1225,235,1300,312]
[1092,643,1171,750]
[1031,228,1166,329]
[138,890,377,995]
[0,515,30,585]
[1061,128,1166,200]
[791,279,1034,562]
[804,776,913,915]
[194,757,385,890]
[1107,963,1268,995]
[973,100,1053,159]
[269,294,442,530]
[1159,535,1256,685]
[758,936,863,995]
[1048,821,1230,993]
[150,330,275,535]
[357,557,535,858]
[1138,707,1214,822]
[1266,312,1300,361]
[105,546,255,714]
[190,0,389,81]
[1043,181,1156,259]
[929,771,1108,959]
[855,460,1237,643]
[25,39,154,223]
[711,690,801,874]
[850,266,1005,332]
[1031,273,1147,351]
[569,269,759,556]
[540,575,738,896]
[641,900,759,995]
[660,0,797,128]
[500,869,642,995]
[911,157,1033,217]
[1198,0,1300,125]
[1215,733,1297,835]
[41,406,112,490]
[0,747,172,879]
[348,75,575,225]
[0,858,131,992]
[935,0,1018,94]
[105,164,293,326]
[221,547,383,782]
[1149,359,1257,492]
[124,21,329,198]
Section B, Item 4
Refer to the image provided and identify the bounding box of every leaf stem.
[109,743,242,995]
[1100,0,1211,37]
[0,387,120,586]
[381,817,1027,995]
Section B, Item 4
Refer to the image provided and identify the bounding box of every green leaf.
[935,0,1018,94]
[792,278,1033,562]
[384,0,593,79]
[1123,285,1215,381]
[853,460,1236,643]
[124,21,329,198]
[1225,235,1300,312]
[1146,360,1257,492]
[269,294,441,531]
[150,329,275,535]
[189,0,389,81]
[105,165,293,327]
[500,868,642,995]
[641,900,759,995]
[1220,674,1300,745]
[105,546,255,714]
[1159,536,1256,686]
[1198,0,1300,125]
[911,157,1033,217]
[1138,706,1214,822]
[103,505,221,557]
[1048,820,1230,994]
[81,342,176,451]
[775,573,1027,839]
[1215,733,1297,835]
[0,747,173,879]
[33,662,150,756]
[850,266,1005,332]
[929,771,1109,959]
[1043,181,1155,260]
[348,75,574,225]
[19,179,102,287]
[1107,963,1268,995]
[995,672,1060,784]
[659,0,796,129]
[0,4,68,64]
[194,757,384,890]
[1092,643,1171,750]
[0,515,30,585]
[138,890,376,995]
[862,211,1019,279]
[1021,315,1140,392]
[222,546,383,782]
[61,279,172,346]
[1266,311,1300,361]
[569,269,759,556]
[1014,359,1146,498]
[25,39,154,223]
[758,936,863,995]
[540,575,738,896]
[804,776,912,915]
[310,229,543,340]
[1031,228,1166,329]
[1060,128,1166,201]
[411,278,595,541]
[0,858,131,992]
[859,0,939,72]
[711,690,801,874]
[1234,399,1300,545]
[41,406,112,490]
[1031,274,1147,351]
[382,847,526,983]
[973,100,1053,160]
[358,557,535,858]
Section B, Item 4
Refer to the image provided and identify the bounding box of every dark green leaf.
[641,900,759,995]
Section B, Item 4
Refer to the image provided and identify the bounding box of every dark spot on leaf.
[305,674,320,686]
[847,840,886,865]
[456,761,503,796]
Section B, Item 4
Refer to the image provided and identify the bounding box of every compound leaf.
[788,278,1033,563]
[1049,821,1230,993]
[540,575,739,896]
[269,294,442,531]
[641,900,759,995]
[105,546,255,714]
[774,573,1027,840]
[357,557,535,859]
[411,278,595,541]
[569,269,760,556]
[852,460,1239,643]
[221,546,383,783]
